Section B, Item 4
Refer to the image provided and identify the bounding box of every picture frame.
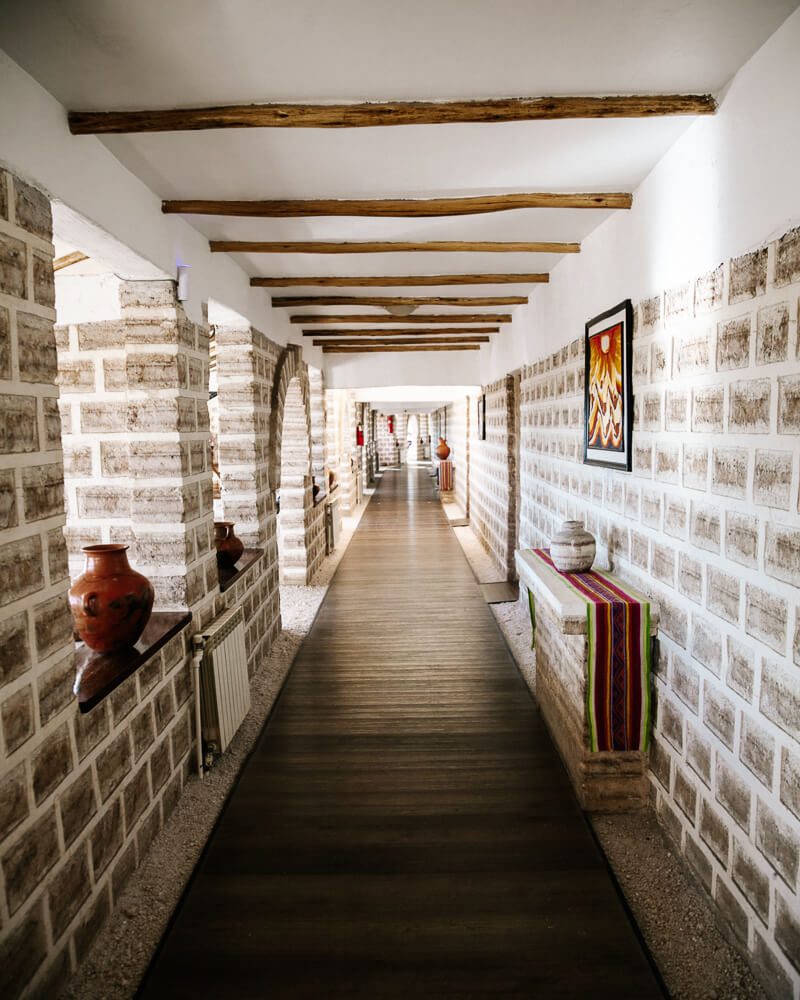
[583,299,633,470]
[477,393,486,441]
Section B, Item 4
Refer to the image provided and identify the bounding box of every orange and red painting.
[584,300,632,470]
[587,321,623,451]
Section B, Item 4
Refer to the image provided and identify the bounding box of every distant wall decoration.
[583,300,633,470]
[477,393,486,440]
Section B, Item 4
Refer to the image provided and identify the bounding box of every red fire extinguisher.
[387,415,394,434]
[356,423,364,446]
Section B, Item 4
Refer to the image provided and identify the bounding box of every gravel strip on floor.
[58,488,375,1000]
[450,510,767,1000]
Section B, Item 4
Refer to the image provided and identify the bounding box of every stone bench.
[515,549,659,812]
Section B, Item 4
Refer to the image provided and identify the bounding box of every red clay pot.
[214,521,244,569]
[69,545,154,653]
[435,437,451,460]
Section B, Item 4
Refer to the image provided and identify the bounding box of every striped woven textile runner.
[438,460,454,492]
[529,548,651,752]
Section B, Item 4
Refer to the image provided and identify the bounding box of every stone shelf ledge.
[217,548,264,593]
[74,611,192,713]
[515,549,660,634]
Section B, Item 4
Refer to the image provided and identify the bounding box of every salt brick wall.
[0,173,198,1000]
[469,376,519,580]
[519,227,800,998]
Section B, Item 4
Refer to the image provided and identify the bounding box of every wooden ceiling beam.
[69,95,716,134]
[252,274,549,287]
[272,295,526,307]
[292,313,510,325]
[312,337,489,347]
[53,251,89,271]
[164,192,631,217]
[323,344,482,353]
[303,334,500,338]
[212,240,579,254]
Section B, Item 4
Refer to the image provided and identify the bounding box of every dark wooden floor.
[138,468,664,999]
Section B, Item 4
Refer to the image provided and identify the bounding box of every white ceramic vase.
[550,520,596,573]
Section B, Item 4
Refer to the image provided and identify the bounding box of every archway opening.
[406,413,419,464]
[277,376,312,584]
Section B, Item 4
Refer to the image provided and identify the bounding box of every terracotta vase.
[69,545,154,653]
[435,437,451,460]
[214,521,244,569]
[550,520,596,573]
[328,470,335,490]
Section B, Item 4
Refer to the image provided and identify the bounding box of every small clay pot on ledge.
[214,521,244,569]
[69,544,154,653]
[435,437,451,460]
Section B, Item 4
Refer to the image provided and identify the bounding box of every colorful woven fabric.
[438,460,454,492]
[529,548,651,752]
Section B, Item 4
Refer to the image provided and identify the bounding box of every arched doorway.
[277,376,313,584]
[406,413,419,463]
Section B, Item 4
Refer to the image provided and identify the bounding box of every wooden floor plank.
[138,468,663,999]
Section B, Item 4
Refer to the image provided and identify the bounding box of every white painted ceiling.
[2,0,798,329]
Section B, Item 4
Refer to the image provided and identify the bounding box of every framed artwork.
[583,299,633,470]
[477,393,486,440]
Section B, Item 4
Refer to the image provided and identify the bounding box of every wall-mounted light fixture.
[177,264,191,302]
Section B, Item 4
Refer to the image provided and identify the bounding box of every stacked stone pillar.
[56,280,216,617]
[469,375,519,581]
[325,388,359,511]
[277,377,314,584]
[308,365,327,488]
[213,324,276,549]
[375,411,399,467]
[338,397,359,514]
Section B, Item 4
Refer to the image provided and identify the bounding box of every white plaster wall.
[0,50,325,367]
[55,272,122,324]
[484,7,800,382]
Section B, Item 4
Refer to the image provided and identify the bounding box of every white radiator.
[325,495,341,553]
[192,606,250,764]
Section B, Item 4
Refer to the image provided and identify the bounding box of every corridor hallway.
[139,468,664,999]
